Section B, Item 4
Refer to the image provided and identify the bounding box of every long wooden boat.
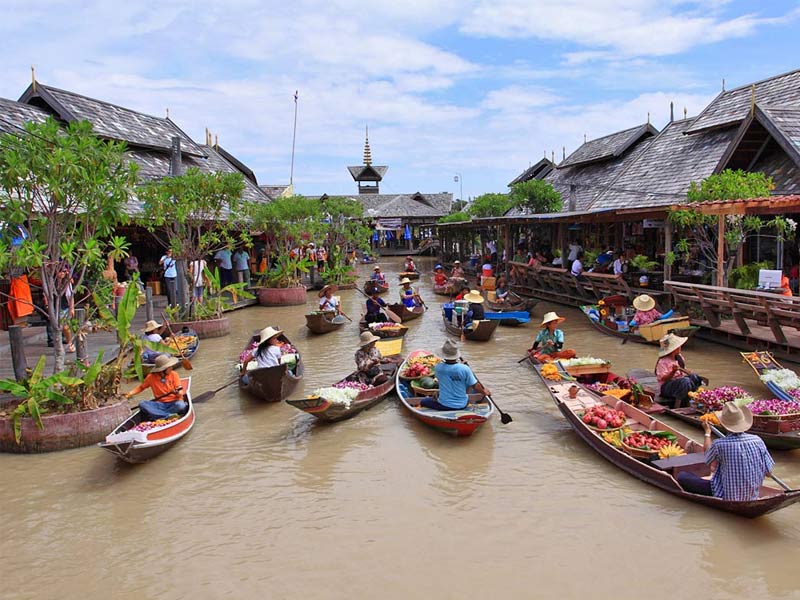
[534,364,800,517]
[580,305,699,345]
[433,277,468,297]
[363,280,389,295]
[387,303,424,322]
[140,328,199,374]
[486,296,539,314]
[398,271,420,280]
[358,320,408,337]
[396,350,494,436]
[433,283,451,296]
[741,351,797,402]
[484,311,530,326]
[441,305,499,341]
[98,378,194,463]
[305,310,346,334]
[286,363,398,422]
[238,333,304,402]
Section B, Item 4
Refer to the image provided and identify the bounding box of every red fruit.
[583,414,592,424]
[596,419,607,429]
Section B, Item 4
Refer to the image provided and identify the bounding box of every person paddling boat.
[528,312,576,362]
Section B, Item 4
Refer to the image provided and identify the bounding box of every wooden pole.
[75,307,87,364]
[717,214,725,287]
[9,325,28,381]
[145,287,154,322]
[664,219,672,281]
[503,223,511,283]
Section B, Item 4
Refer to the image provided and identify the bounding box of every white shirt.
[255,345,282,369]
[613,258,624,276]
[487,241,497,254]
[568,244,582,262]
[190,259,207,287]
[319,295,339,311]
[571,259,583,276]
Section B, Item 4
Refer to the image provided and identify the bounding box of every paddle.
[461,359,511,424]
[160,311,193,370]
[708,425,793,492]
[356,286,401,323]
[192,377,239,404]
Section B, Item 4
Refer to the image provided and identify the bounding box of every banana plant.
[202,265,255,318]
[0,356,83,444]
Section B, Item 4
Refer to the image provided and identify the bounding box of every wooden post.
[9,325,28,381]
[560,223,569,271]
[717,214,725,287]
[75,307,87,363]
[503,223,511,283]
[145,287,154,322]
[664,219,672,281]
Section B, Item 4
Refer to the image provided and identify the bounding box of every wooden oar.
[192,377,239,404]
[709,425,793,492]
[356,286,401,323]
[461,359,511,424]
[160,312,193,370]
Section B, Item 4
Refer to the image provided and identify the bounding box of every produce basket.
[637,316,691,342]
[621,441,659,460]
[751,411,800,434]
[411,381,439,397]
[620,430,677,460]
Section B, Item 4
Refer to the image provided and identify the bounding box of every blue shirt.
[534,328,564,355]
[434,361,477,409]
[214,249,232,270]
[706,433,774,501]
[366,297,386,315]
[160,255,177,278]
[233,250,249,271]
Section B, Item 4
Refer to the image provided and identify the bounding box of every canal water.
[3,257,800,600]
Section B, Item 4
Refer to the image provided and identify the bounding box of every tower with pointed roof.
[348,126,387,194]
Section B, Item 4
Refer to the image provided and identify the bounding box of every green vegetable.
[417,376,438,389]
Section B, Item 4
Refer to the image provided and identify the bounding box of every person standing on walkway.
[233,247,251,287]
[159,249,178,307]
[189,256,207,301]
[214,246,233,287]
[123,254,139,281]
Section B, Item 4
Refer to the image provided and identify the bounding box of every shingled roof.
[18,83,206,157]
[0,97,51,134]
[348,192,451,218]
[686,69,800,135]
[347,165,388,181]
[559,123,658,168]
[588,118,738,210]
[508,158,555,186]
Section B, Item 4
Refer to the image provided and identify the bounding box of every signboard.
[376,218,402,230]
[758,269,782,289]
[642,219,664,229]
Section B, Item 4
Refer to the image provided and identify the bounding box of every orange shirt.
[133,370,183,402]
[782,275,792,297]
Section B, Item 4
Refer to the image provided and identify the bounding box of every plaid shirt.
[706,433,774,501]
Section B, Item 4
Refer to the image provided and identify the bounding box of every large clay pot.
[170,316,230,339]
[255,286,308,306]
[0,398,131,453]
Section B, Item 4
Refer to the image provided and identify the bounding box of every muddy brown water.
[3,257,800,599]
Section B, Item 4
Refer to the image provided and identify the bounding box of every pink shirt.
[633,308,662,326]
[656,356,680,384]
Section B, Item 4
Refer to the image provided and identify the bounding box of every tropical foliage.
[468,193,512,218]
[509,180,562,214]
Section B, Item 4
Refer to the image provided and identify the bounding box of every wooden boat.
[98,378,195,463]
[238,333,304,402]
[286,363,398,422]
[305,310,346,334]
[387,303,424,322]
[580,304,699,345]
[484,311,530,327]
[363,280,389,295]
[486,296,539,314]
[433,277,468,297]
[741,351,797,402]
[398,271,420,280]
[535,364,800,517]
[441,304,498,341]
[358,320,408,337]
[433,283,451,296]
[140,328,199,373]
[396,350,494,436]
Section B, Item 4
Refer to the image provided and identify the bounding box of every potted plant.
[253,253,312,306]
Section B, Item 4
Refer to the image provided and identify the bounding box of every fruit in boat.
[541,364,561,380]
[417,376,438,389]
[657,443,686,459]
[580,405,626,430]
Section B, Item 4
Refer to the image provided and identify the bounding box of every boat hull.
[358,321,408,337]
[305,311,345,334]
[442,315,499,341]
[238,334,304,402]
[363,281,389,295]
[387,303,424,322]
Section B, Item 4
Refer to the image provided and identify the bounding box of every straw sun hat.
[373,265,381,270]
[632,294,656,312]
[258,326,284,346]
[716,402,754,433]
[441,339,461,360]
[463,290,485,303]
[359,331,380,347]
[658,333,688,358]
[318,284,338,298]
[151,354,179,373]
[540,311,566,328]
[400,277,412,285]
[142,319,162,333]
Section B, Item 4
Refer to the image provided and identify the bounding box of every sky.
[1,0,799,200]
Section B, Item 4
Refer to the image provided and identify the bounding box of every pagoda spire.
[363,125,372,166]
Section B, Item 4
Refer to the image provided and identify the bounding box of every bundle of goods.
[370,322,403,331]
[559,356,609,368]
[747,398,800,434]
[688,386,753,413]
[308,387,361,409]
[333,381,373,392]
[401,354,441,379]
[133,416,179,432]
[411,376,439,396]
[163,334,197,352]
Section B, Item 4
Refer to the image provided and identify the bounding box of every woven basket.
[621,441,659,460]
[411,381,439,397]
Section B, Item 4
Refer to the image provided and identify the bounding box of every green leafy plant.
[583,249,600,266]
[201,266,254,317]
[509,179,562,214]
[468,193,512,218]
[320,263,358,286]
[0,356,83,444]
[630,254,659,272]
[438,211,471,224]
[729,261,773,290]
[256,253,314,288]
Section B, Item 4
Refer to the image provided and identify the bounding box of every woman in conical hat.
[527,312,576,363]
[655,333,705,408]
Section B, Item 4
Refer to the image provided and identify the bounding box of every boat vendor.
[630,294,670,327]
[528,312,576,362]
[420,340,491,411]
[365,289,388,324]
[676,403,775,501]
[450,260,465,280]
[318,284,340,314]
[655,333,705,408]
[241,327,285,374]
[404,255,417,273]
[355,331,390,385]
[399,277,422,308]
[464,290,485,325]
[141,319,166,363]
[125,355,186,419]
[454,285,470,301]
[433,264,448,287]
[371,265,386,284]
[494,277,509,302]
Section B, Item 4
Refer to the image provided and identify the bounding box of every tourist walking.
[159,249,178,307]
[189,257,207,301]
[214,246,233,287]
